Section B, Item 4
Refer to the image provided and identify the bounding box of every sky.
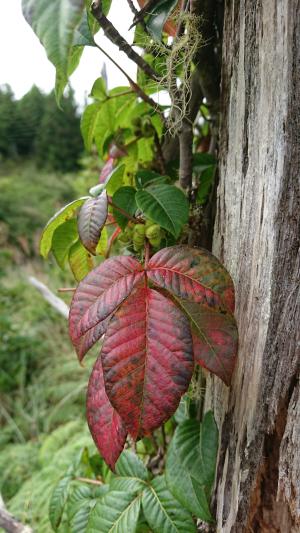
[0,1,139,104]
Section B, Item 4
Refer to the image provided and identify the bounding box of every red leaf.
[99,157,114,183]
[147,246,235,312]
[177,298,238,386]
[87,356,127,470]
[101,287,194,440]
[78,192,108,255]
[69,256,144,360]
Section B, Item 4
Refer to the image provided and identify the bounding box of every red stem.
[107,197,143,224]
[144,240,150,269]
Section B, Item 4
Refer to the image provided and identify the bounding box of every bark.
[204,1,300,531]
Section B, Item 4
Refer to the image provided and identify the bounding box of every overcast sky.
[0,1,138,103]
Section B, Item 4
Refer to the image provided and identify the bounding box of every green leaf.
[112,187,137,229]
[135,184,189,238]
[174,412,218,491]
[87,491,141,533]
[68,240,94,281]
[80,101,115,156]
[95,226,108,256]
[193,153,216,169]
[137,138,154,163]
[135,170,169,189]
[110,450,149,493]
[73,11,97,47]
[115,451,148,480]
[146,0,178,41]
[22,0,85,101]
[52,218,79,268]
[68,485,109,533]
[55,46,84,103]
[40,197,88,258]
[81,102,101,151]
[166,438,213,523]
[105,165,125,196]
[142,476,196,533]
[193,154,216,205]
[49,474,72,531]
[196,166,215,205]
[91,77,108,101]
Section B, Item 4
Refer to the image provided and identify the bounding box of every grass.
[0,159,98,531]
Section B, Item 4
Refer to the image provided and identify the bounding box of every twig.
[28,276,69,319]
[0,494,32,533]
[126,0,139,17]
[131,0,161,27]
[126,0,149,35]
[104,90,134,100]
[179,117,193,189]
[76,477,103,486]
[91,1,160,82]
[57,288,76,293]
[153,129,166,175]
[161,424,167,450]
[107,198,143,224]
[144,240,150,269]
[94,43,164,118]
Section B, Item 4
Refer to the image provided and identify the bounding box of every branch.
[91,1,160,82]
[131,0,161,27]
[28,277,69,319]
[179,117,194,189]
[0,494,32,533]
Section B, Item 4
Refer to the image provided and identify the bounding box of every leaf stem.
[93,43,165,121]
[91,1,160,82]
[107,198,143,224]
[161,424,167,451]
[144,239,150,269]
[57,288,76,293]
[75,477,103,486]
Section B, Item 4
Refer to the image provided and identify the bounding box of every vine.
[22,0,236,531]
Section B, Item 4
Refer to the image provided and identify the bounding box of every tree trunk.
[204,1,300,531]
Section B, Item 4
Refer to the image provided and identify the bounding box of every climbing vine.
[23,0,236,531]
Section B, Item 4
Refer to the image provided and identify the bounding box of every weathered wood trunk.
[204,1,300,531]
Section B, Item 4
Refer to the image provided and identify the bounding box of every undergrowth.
[0,161,97,532]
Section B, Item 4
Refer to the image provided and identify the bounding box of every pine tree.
[0,85,18,157]
[15,86,45,155]
[35,90,83,172]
